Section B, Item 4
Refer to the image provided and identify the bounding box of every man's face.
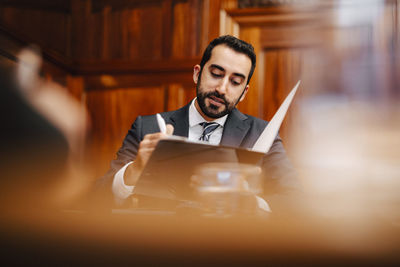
[193,45,251,120]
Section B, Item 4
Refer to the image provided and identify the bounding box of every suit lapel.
[220,108,250,147]
[167,103,190,137]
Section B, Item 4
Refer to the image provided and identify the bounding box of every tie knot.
[199,122,219,142]
[200,121,219,128]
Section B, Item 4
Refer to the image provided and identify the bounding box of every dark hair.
[199,35,256,85]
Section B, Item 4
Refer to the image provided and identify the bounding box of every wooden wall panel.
[263,49,302,121]
[171,1,189,59]
[221,0,399,150]
[0,7,71,56]
[77,4,164,61]
[236,27,262,117]
[171,0,202,59]
[167,83,197,110]
[263,48,302,142]
[68,0,206,62]
[0,21,70,85]
[85,87,166,175]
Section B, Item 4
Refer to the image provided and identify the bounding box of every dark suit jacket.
[98,102,300,207]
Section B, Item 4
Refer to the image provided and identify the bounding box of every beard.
[197,90,231,118]
[196,75,245,119]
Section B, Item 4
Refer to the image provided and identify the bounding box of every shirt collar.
[189,98,228,127]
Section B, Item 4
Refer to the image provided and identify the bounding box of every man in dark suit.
[100,35,299,210]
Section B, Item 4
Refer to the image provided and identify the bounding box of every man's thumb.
[166,124,174,135]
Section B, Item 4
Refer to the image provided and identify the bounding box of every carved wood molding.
[224,6,333,27]
[91,0,168,13]
[0,21,73,71]
[220,4,347,50]
[238,0,399,9]
[75,58,199,75]
[84,71,195,91]
[0,0,72,13]
[0,20,199,76]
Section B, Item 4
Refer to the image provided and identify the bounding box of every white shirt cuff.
[112,161,135,203]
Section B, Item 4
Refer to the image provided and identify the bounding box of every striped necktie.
[199,122,219,142]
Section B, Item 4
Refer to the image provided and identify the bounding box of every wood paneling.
[80,3,164,60]
[69,0,206,62]
[0,6,71,56]
[0,0,207,72]
[73,58,199,75]
[171,0,203,59]
[83,72,194,91]
[91,0,165,13]
[167,83,197,111]
[207,0,222,41]
[236,27,262,117]
[85,87,166,175]
[2,0,398,176]
[0,0,72,13]
[262,48,302,141]
[0,0,215,175]
[220,1,399,146]
[263,49,302,120]
[0,23,70,85]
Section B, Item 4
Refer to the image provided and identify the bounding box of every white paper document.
[251,80,301,153]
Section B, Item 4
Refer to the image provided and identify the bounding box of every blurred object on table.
[190,162,267,216]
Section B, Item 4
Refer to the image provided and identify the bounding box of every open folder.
[134,81,301,200]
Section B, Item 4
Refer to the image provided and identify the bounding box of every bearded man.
[99,35,300,211]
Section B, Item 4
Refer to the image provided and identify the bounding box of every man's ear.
[193,65,201,84]
[239,85,249,102]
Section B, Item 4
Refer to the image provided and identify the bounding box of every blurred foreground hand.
[13,47,91,208]
[17,47,88,156]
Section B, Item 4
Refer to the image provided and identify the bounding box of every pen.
[156,113,167,134]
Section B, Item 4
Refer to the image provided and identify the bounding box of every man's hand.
[124,124,174,186]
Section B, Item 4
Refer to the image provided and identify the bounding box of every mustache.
[205,91,228,105]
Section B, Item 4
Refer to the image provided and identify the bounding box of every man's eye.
[211,72,223,78]
[231,80,241,86]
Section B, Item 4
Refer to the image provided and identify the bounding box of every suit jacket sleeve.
[261,135,299,193]
[260,134,302,212]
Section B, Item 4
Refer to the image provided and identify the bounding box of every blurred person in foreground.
[0,48,89,214]
[98,35,300,213]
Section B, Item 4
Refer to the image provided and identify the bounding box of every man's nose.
[216,77,229,95]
